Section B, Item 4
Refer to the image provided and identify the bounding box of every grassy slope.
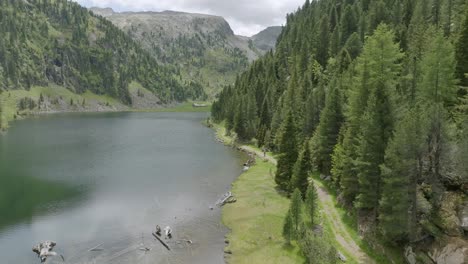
[222,158,304,263]
[0,83,211,129]
[131,102,211,113]
[312,177,404,264]
[0,85,123,128]
[214,123,382,263]
[215,120,404,264]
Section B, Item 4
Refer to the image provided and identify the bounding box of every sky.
[75,0,305,36]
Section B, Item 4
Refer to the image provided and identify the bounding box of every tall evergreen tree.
[305,183,318,225]
[379,108,427,243]
[310,84,343,174]
[275,111,299,191]
[355,93,387,210]
[289,189,303,237]
[339,24,402,205]
[283,210,294,245]
[291,143,313,197]
[455,6,468,87]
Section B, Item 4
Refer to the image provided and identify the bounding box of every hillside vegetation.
[0,0,205,129]
[212,0,468,262]
[91,8,282,96]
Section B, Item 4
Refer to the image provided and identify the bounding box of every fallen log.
[88,243,104,252]
[216,191,233,207]
[152,232,171,251]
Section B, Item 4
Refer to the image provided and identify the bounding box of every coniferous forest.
[212,0,468,261]
[0,0,204,105]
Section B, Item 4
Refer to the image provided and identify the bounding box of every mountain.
[90,7,280,96]
[0,0,206,129]
[212,0,468,263]
[251,26,282,53]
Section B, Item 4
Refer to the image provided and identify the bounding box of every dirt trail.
[243,145,375,264]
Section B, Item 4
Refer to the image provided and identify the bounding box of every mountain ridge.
[90,7,281,96]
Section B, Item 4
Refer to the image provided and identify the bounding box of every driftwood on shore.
[215,191,237,207]
[152,232,171,251]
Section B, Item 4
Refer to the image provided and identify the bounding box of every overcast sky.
[75,0,305,36]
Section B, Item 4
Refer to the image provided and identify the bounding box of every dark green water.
[0,112,244,264]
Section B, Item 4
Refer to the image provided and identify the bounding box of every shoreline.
[211,123,382,264]
[0,102,211,131]
[212,123,304,263]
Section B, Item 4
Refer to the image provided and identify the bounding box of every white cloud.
[75,0,304,36]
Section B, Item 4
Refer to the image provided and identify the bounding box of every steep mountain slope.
[0,0,203,102]
[251,26,283,53]
[212,0,468,263]
[90,8,280,96]
[0,0,205,129]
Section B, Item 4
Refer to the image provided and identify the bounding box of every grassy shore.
[222,159,305,263]
[0,84,211,130]
[131,102,211,113]
[216,124,304,263]
[214,124,302,263]
[214,123,381,263]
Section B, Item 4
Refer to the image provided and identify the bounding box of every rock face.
[251,26,283,53]
[90,7,281,96]
[429,237,468,264]
[434,192,464,237]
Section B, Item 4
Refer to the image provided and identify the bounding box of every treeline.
[125,16,249,92]
[212,0,468,256]
[0,0,204,104]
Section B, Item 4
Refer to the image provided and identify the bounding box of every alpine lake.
[0,112,245,264]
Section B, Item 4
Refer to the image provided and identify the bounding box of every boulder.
[459,201,468,232]
[435,192,463,236]
[405,246,417,264]
[429,237,468,264]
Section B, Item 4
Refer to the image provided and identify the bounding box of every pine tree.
[0,101,3,129]
[283,210,294,245]
[289,189,303,237]
[339,24,402,205]
[455,6,468,87]
[417,30,458,205]
[305,183,318,225]
[419,31,458,106]
[310,84,343,174]
[275,111,299,191]
[355,93,387,210]
[379,108,427,243]
[291,143,313,196]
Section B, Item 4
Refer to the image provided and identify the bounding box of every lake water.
[0,112,244,264]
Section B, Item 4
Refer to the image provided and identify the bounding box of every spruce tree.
[310,84,343,174]
[379,108,427,243]
[0,101,3,129]
[456,7,468,87]
[305,183,318,225]
[283,210,294,245]
[418,31,458,106]
[290,189,303,237]
[355,93,387,210]
[339,24,402,206]
[275,111,299,191]
[417,31,458,205]
[291,143,313,197]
